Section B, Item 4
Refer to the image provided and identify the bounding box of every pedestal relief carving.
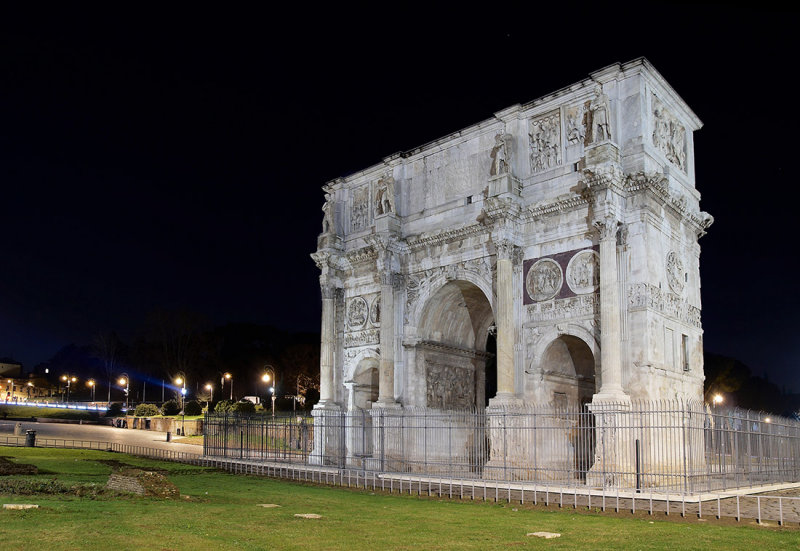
[665,251,685,295]
[652,95,686,171]
[566,250,600,295]
[526,258,563,302]
[347,296,368,329]
[529,112,562,173]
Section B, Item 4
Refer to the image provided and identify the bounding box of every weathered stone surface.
[3,504,39,510]
[527,532,561,539]
[294,513,322,519]
[312,58,710,474]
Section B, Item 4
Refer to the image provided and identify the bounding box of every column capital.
[593,215,621,241]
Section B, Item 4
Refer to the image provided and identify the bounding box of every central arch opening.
[417,280,495,409]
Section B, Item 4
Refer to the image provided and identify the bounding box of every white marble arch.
[526,323,600,405]
[406,276,496,409]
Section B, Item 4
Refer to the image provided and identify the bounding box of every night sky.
[2,6,798,390]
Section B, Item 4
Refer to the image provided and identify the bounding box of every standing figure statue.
[321,193,334,234]
[489,133,511,176]
[589,84,612,143]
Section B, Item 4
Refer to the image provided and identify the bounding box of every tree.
[93,331,121,403]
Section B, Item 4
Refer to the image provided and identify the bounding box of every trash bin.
[25,430,36,447]
[145,419,151,430]
[166,431,171,442]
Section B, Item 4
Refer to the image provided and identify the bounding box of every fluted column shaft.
[595,218,626,399]
[378,274,396,404]
[319,284,337,403]
[495,243,516,398]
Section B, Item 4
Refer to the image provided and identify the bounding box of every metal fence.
[203,400,800,493]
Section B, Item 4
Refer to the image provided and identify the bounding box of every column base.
[372,400,401,410]
[487,392,522,409]
[591,386,630,406]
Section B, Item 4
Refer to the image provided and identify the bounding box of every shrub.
[214,399,235,414]
[161,399,181,416]
[183,400,203,416]
[133,403,159,417]
[106,402,123,417]
[231,400,256,414]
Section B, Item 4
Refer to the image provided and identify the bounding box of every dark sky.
[1,6,798,390]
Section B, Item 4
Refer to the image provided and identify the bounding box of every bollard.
[13,422,23,436]
[166,431,171,442]
[25,430,36,447]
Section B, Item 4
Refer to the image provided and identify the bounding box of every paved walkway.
[0,420,202,455]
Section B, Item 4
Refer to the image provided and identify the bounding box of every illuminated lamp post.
[61,375,77,403]
[87,379,96,402]
[205,383,213,409]
[221,372,233,401]
[118,374,130,410]
[262,365,277,418]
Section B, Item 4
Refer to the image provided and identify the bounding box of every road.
[0,420,203,454]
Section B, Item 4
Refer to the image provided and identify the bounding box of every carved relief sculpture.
[652,95,686,171]
[489,133,512,176]
[347,296,368,329]
[351,186,371,231]
[588,84,612,143]
[526,258,563,301]
[566,105,586,145]
[566,250,600,294]
[374,175,395,216]
[529,112,562,173]
[369,295,381,326]
[426,362,475,409]
[665,251,685,295]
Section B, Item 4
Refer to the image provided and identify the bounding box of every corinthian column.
[376,271,398,406]
[318,281,338,405]
[593,216,628,402]
[492,240,517,402]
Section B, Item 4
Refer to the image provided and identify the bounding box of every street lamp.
[262,365,277,417]
[118,374,130,410]
[87,379,96,402]
[221,372,233,401]
[713,394,724,406]
[205,383,213,409]
[174,374,186,411]
[61,375,77,403]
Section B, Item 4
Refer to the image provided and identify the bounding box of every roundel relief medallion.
[526,258,563,302]
[666,251,685,295]
[369,295,381,326]
[347,296,368,329]
[566,250,600,295]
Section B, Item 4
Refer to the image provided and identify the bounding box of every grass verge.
[0,446,796,550]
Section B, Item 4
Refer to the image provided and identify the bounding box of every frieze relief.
[344,329,380,348]
[426,362,475,409]
[565,104,586,146]
[529,112,562,173]
[652,94,687,171]
[526,293,599,323]
[627,283,701,328]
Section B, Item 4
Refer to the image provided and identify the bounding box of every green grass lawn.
[0,404,101,421]
[0,447,797,550]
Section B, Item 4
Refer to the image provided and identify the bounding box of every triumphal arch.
[311,59,713,478]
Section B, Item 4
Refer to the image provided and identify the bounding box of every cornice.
[625,172,713,236]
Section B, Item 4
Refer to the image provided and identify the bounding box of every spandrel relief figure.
[589,84,612,143]
[489,133,512,176]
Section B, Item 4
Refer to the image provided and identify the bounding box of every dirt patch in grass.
[93,459,167,474]
[0,456,38,475]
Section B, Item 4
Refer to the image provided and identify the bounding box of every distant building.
[0,360,23,378]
